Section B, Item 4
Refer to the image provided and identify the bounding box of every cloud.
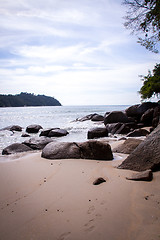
[0,0,160,105]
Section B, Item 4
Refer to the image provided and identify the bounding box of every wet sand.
[0,148,160,240]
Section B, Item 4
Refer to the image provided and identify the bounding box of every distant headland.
[0,92,62,107]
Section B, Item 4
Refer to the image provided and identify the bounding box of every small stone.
[93,177,106,185]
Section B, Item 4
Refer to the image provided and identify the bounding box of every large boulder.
[26,124,43,133]
[118,124,160,171]
[87,127,108,139]
[23,137,53,150]
[2,143,32,155]
[125,102,158,119]
[104,111,129,125]
[113,138,143,154]
[41,140,113,160]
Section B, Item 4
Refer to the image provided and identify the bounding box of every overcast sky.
[0,0,160,105]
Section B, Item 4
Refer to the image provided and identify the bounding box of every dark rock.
[48,129,69,137]
[87,127,108,139]
[126,128,149,137]
[93,177,106,185]
[105,123,123,134]
[125,102,158,118]
[21,133,30,137]
[39,128,60,137]
[23,137,53,150]
[26,124,43,133]
[115,124,130,134]
[104,111,129,125]
[91,114,104,122]
[2,143,32,155]
[113,138,143,154]
[140,108,154,126]
[78,141,113,160]
[0,125,22,132]
[76,114,97,122]
[41,140,113,160]
[118,124,160,171]
[152,106,160,128]
[126,170,153,181]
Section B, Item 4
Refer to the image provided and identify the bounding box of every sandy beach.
[0,142,160,240]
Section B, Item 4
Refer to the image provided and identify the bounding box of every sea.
[0,105,129,154]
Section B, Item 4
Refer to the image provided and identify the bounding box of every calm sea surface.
[0,105,129,153]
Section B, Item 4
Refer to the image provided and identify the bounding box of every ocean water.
[0,105,129,154]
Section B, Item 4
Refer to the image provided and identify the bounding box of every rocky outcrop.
[126,170,153,181]
[87,128,108,139]
[2,143,32,155]
[26,124,43,133]
[23,137,53,150]
[118,124,160,171]
[41,140,113,160]
[113,138,143,154]
[104,111,129,125]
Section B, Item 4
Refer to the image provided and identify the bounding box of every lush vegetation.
[0,92,62,107]
[123,0,160,53]
[139,63,160,99]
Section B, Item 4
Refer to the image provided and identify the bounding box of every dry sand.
[0,144,160,240]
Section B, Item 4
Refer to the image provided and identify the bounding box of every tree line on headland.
[0,92,62,107]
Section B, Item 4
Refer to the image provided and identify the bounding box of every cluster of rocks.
[1,102,160,180]
[87,102,160,139]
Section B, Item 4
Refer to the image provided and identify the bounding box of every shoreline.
[0,146,160,240]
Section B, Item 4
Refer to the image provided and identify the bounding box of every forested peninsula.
[0,92,62,107]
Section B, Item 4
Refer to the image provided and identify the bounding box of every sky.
[0,0,160,105]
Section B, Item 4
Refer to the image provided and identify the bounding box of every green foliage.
[139,63,160,99]
[123,0,160,53]
[0,93,62,107]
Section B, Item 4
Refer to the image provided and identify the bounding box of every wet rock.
[87,127,108,139]
[126,170,153,181]
[26,124,43,133]
[2,143,32,155]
